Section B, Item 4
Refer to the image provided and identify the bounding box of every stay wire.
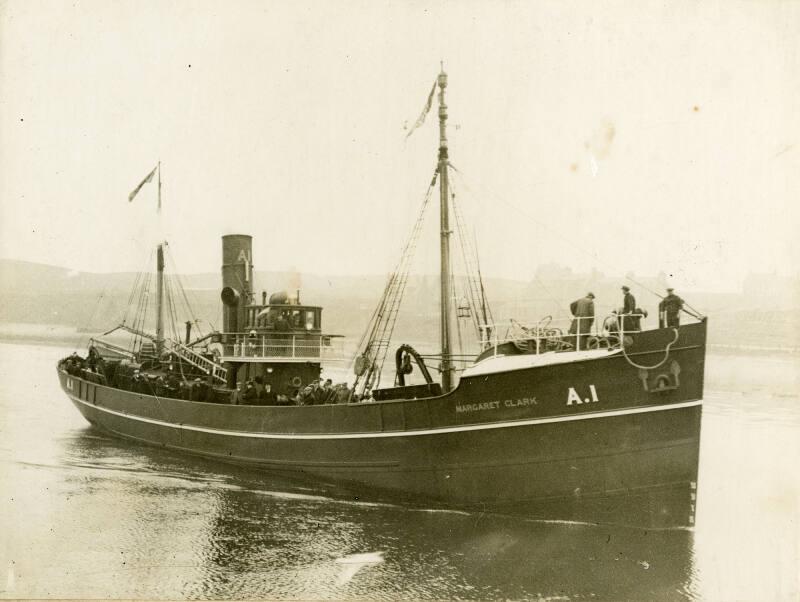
[446,164,697,309]
[371,169,439,388]
[354,168,438,392]
[449,179,486,338]
[122,249,154,326]
[165,246,204,339]
[76,286,108,353]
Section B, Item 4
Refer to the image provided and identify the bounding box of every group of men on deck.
[230,377,357,406]
[568,286,686,348]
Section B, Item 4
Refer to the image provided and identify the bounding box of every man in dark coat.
[253,376,266,405]
[659,287,684,327]
[621,285,638,332]
[275,313,290,331]
[569,292,595,350]
[261,384,277,405]
[320,378,334,403]
[242,381,258,404]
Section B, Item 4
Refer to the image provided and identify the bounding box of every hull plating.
[58,323,705,526]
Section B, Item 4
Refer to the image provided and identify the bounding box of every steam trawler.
[57,68,706,527]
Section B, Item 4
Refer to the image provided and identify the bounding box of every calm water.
[0,341,798,600]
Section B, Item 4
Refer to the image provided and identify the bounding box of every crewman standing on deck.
[621,285,637,332]
[568,292,595,350]
[242,381,258,404]
[659,288,685,328]
[321,378,334,403]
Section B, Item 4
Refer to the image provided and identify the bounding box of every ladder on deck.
[167,341,228,384]
[102,324,229,384]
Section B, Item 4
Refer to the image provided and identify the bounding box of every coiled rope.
[620,328,680,370]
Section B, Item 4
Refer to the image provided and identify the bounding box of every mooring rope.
[620,328,680,370]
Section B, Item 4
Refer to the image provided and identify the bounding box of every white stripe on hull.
[67,392,702,440]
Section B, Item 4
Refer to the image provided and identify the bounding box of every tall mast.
[155,242,165,354]
[437,66,454,392]
[155,162,164,354]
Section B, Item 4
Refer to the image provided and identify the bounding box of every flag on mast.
[405,80,437,139]
[128,165,158,202]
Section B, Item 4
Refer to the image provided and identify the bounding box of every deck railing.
[219,333,347,362]
[479,313,650,355]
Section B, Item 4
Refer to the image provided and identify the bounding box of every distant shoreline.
[707,343,800,355]
[0,332,84,350]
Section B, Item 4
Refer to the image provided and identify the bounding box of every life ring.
[290,376,302,388]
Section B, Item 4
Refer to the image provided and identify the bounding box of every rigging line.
[171,276,184,342]
[130,276,145,353]
[164,273,175,342]
[137,271,154,352]
[367,172,436,345]
[370,175,437,388]
[449,182,484,338]
[129,271,145,345]
[450,176,492,329]
[129,249,154,340]
[121,266,143,326]
[447,165,686,306]
[355,168,438,392]
[452,272,465,363]
[164,249,183,322]
[121,249,154,326]
[76,287,108,353]
[165,246,203,336]
[135,266,152,329]
[169,273,183,342]
[165,274,179,343]
[473,229,494,326]
[353,271,398,388]
[121,270,141,327]
[349,281,386,374]
[362,232,424,386]
[170,277,186,342]
[135,276,149,340]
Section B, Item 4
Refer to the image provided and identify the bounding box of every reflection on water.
[1,342,798,599]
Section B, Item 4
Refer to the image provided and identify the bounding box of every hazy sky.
[1,0,798,293]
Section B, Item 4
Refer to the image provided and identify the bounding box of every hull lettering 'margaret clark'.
[58,67,707,527]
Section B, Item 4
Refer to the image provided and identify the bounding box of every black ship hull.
[58,322,705,527]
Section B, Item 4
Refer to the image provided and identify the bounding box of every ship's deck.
[463,348,622,378]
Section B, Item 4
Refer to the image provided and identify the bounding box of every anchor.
[638,360,681,393]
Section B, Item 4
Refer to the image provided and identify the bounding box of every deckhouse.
[217,234,342,395]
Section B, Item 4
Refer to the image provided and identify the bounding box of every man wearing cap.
[621,285,637,332]
[659,288,684,328]
[569,292,595,350]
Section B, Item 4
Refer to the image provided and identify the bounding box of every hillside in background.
[0,258,798,352]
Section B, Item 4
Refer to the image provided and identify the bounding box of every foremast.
[437,67,454,392]
[155,243,165,354]
[155,162,165,355]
